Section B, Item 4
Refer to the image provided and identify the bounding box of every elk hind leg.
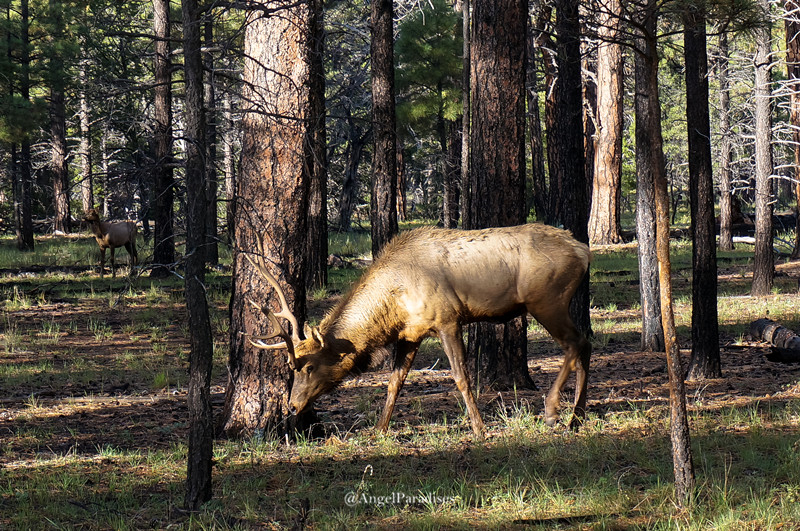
[377,340,420,432]
[439,324,485,439]
[531,308,591,428]
[110,247,117,277]
[125,241,137,273]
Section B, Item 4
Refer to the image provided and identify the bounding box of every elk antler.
[245,234,302,369]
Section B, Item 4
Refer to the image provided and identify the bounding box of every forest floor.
[2,235,800,528]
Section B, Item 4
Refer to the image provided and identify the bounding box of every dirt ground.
[2,262,800,462]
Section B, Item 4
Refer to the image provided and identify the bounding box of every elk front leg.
[99,248,106,277]
[377,340,420,432]
[439,324,485,439]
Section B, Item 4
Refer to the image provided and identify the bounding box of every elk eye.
[304,365,314,375]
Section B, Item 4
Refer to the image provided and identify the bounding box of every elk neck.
[319,270,404,355]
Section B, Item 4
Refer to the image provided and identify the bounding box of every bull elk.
[248,224,591,439]
[82,209,138,277]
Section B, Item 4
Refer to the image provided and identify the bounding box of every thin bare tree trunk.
[685,8,720,380]
[638,0,695,505]
[635,33,664,352]
[203,19,219,265]
[370,0,398,257]
[16,0,33,250]
[79,59,94,214]
[182,0,213,509]
[786,1,800,259]
[152,0,175,278]
[718,32,735,252]
[752,0,774,296]
[460,0,470,226]
[306,0,327,289]
[526,29,547,221]
[223,92,236,243]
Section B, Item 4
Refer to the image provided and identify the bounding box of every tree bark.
[786,2,800,259]
[634,29,665,353]
[49,0,70,234]
[526,28,547,222]
[554,0,590,336]
[152,0,175,278]
[223,92,236,243]
[534,6,561,226]
[337,109,366,232]
[79,58,94,214]
[306,0,328,289]
[752,0,774,296]
[464,0,533,391]
[718,32,735,252]
[638,1,695,505]
[182,0,213,509]
[750,318,800,353]
[370,0,398,257]
[442,119,461,228]
[15,0,33,250]
[221,0,314,437]
[588,0,623,245]
[203,19,219,266]
[460,0,471,227]
[685,9,721,380]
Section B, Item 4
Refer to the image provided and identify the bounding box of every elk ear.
[310,326,325,348]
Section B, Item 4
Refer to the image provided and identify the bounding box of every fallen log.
[749,318,800,363]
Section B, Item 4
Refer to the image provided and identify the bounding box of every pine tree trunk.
[223,92,236,243]
[638,1,695,504]
[718,32,735,252]
[370,0,398,257]
[182,0,213,509]
[338,110,365,232]
[460,0,471,225]
[554,0,590,336]
[752,0,774,296]
[685,10,721,380]
[16,0,33,250]
[442,119,461,229]
[588,0,623,245]
[203,20,219,266]
[785,2,800,259]
[526,29,547,222]
[79,60,94,214]
[464,0,533,391]
[50,87,70,234]
[634,28,665,353]
[152,0,175,278]
[306,0,328,289]
[221,0,314,437]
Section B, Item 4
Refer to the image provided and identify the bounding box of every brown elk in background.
[249,224,592,439]
[82,209,138,277]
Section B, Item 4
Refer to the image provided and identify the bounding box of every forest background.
[2,0,800,528]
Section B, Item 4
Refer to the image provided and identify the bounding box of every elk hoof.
[544,415,559,428]
[567,416,584,431]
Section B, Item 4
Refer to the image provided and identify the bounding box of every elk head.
[246,235,346,415]
[82,209,101,223]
